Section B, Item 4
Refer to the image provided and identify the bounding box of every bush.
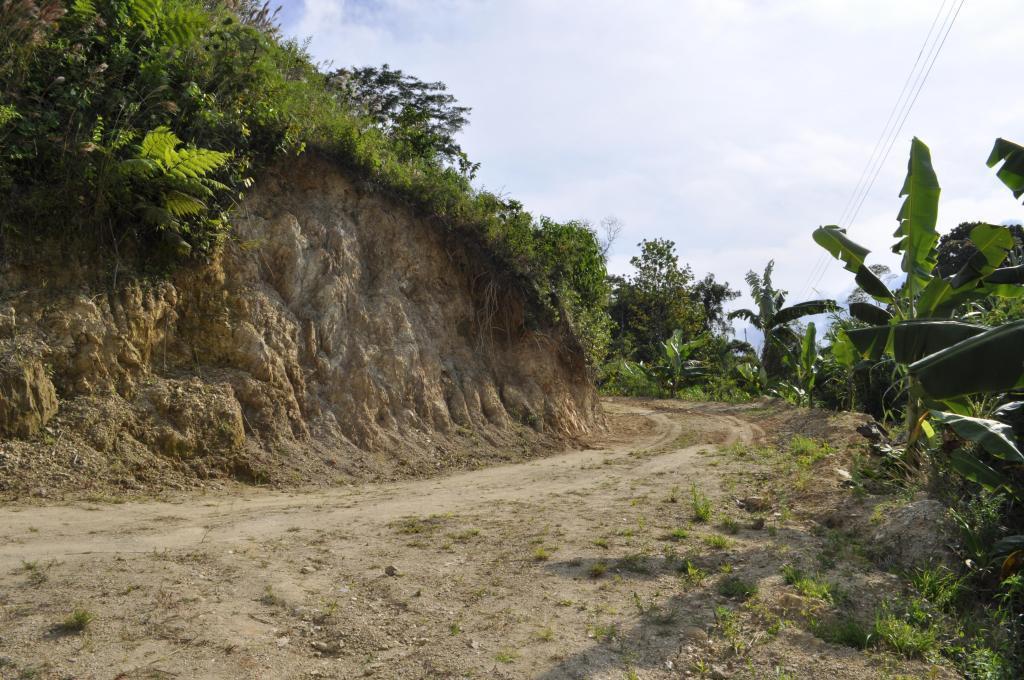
[0,0,611,362]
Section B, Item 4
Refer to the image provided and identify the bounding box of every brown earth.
[0,154,599,500]
[0,398,955,679]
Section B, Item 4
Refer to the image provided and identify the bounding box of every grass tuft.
[690,483,712,523]
[718,576,758,600]
[61,608,94,633]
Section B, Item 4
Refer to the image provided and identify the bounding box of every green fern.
[163,5,205,47]
[117,126,231,240]
[71,0,97,17]
[164,191,206,217]
[0,105,19,127]
[128,0,163,34]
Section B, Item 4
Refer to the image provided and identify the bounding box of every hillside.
[0,152,602,497]
[0,1,611,498]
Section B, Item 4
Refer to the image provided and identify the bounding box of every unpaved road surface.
[0,399,950,679]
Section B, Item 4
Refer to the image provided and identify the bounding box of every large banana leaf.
[910,225,1017,317]
[948,449,1008,493]
[987,138,1024,201]
[928,279,1024,318]
[845,325,892,361]
[848,302,892,325]
[892,137,941,295]
[773,300,837,326]
[846,319,987,363]
[909,319,1024,398]
[812,225,895,302]
[929,411,1024,463]
[830,328,857,367]
[891,320,988,364]
[949,224,1015,288]
[727,308,760,325]
[986,264,1024,285]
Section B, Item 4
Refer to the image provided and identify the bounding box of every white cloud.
[282,0,1024,343]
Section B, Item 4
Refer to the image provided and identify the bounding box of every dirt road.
[0,399,948,679]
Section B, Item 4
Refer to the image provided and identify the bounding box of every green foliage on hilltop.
[0,0,611,363]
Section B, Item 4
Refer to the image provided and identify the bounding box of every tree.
[728,260,836,378]
[597,216,622,257]
[327,64,477,177]
[608,239,704,362]
[692,273,740,335]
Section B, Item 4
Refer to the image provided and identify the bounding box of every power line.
[808,0,967,296]
[845,0,966,230]
[793,0,951,304]
[837,0,951,228]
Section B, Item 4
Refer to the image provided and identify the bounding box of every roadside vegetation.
[0,0,611,362]
[600,135,1024,677]
[3,1,1024,677]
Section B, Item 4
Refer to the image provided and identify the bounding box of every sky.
[278,0,1024,344]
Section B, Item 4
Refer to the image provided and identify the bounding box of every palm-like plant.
[652,330,708,397]
[728,261,836,378]
[814,137,1024,447]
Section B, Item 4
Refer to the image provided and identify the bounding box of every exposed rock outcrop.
[0,155,601,497]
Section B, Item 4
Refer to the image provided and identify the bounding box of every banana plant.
[652,329,708,397]
[735,361,768,394]
[728,261,836,378]
[813,137,1024,442]
[794,322,820,405]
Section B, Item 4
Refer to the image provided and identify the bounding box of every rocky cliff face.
[0,155,601,497]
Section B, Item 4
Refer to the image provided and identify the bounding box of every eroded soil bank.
[0,399,953,679]
[0,154,599,499]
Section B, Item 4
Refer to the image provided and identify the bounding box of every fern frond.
[71,0,96,17]
[166,148,231,179]
[117,157,160,178]
[166,176,214,198]
[201,178,230,193]
[139,126,181,164]
[0,104,20,127]
[163,190,206,217]
[163,5,205,47]
[140,204,175,227]
[129,0,163,33]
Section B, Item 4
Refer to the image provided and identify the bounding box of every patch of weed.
[678,559,706,586]
[494,649,518,663]
[811,616,873,649]
[718,576,758,600]
[259,586,286,607]
[789,435,832,468]
[662,527,689,542]
[702,534,732,550]
[781,564,836,603]
[448,528,480,542]
[532,546,552,561]
[873,614,938,659]
[589,622,618,642]
[534,626,555,641]
[61,608,94,633]
[617,553,653,574]
[691,483,712,523]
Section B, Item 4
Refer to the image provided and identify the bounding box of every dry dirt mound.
[0,154,600,499]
